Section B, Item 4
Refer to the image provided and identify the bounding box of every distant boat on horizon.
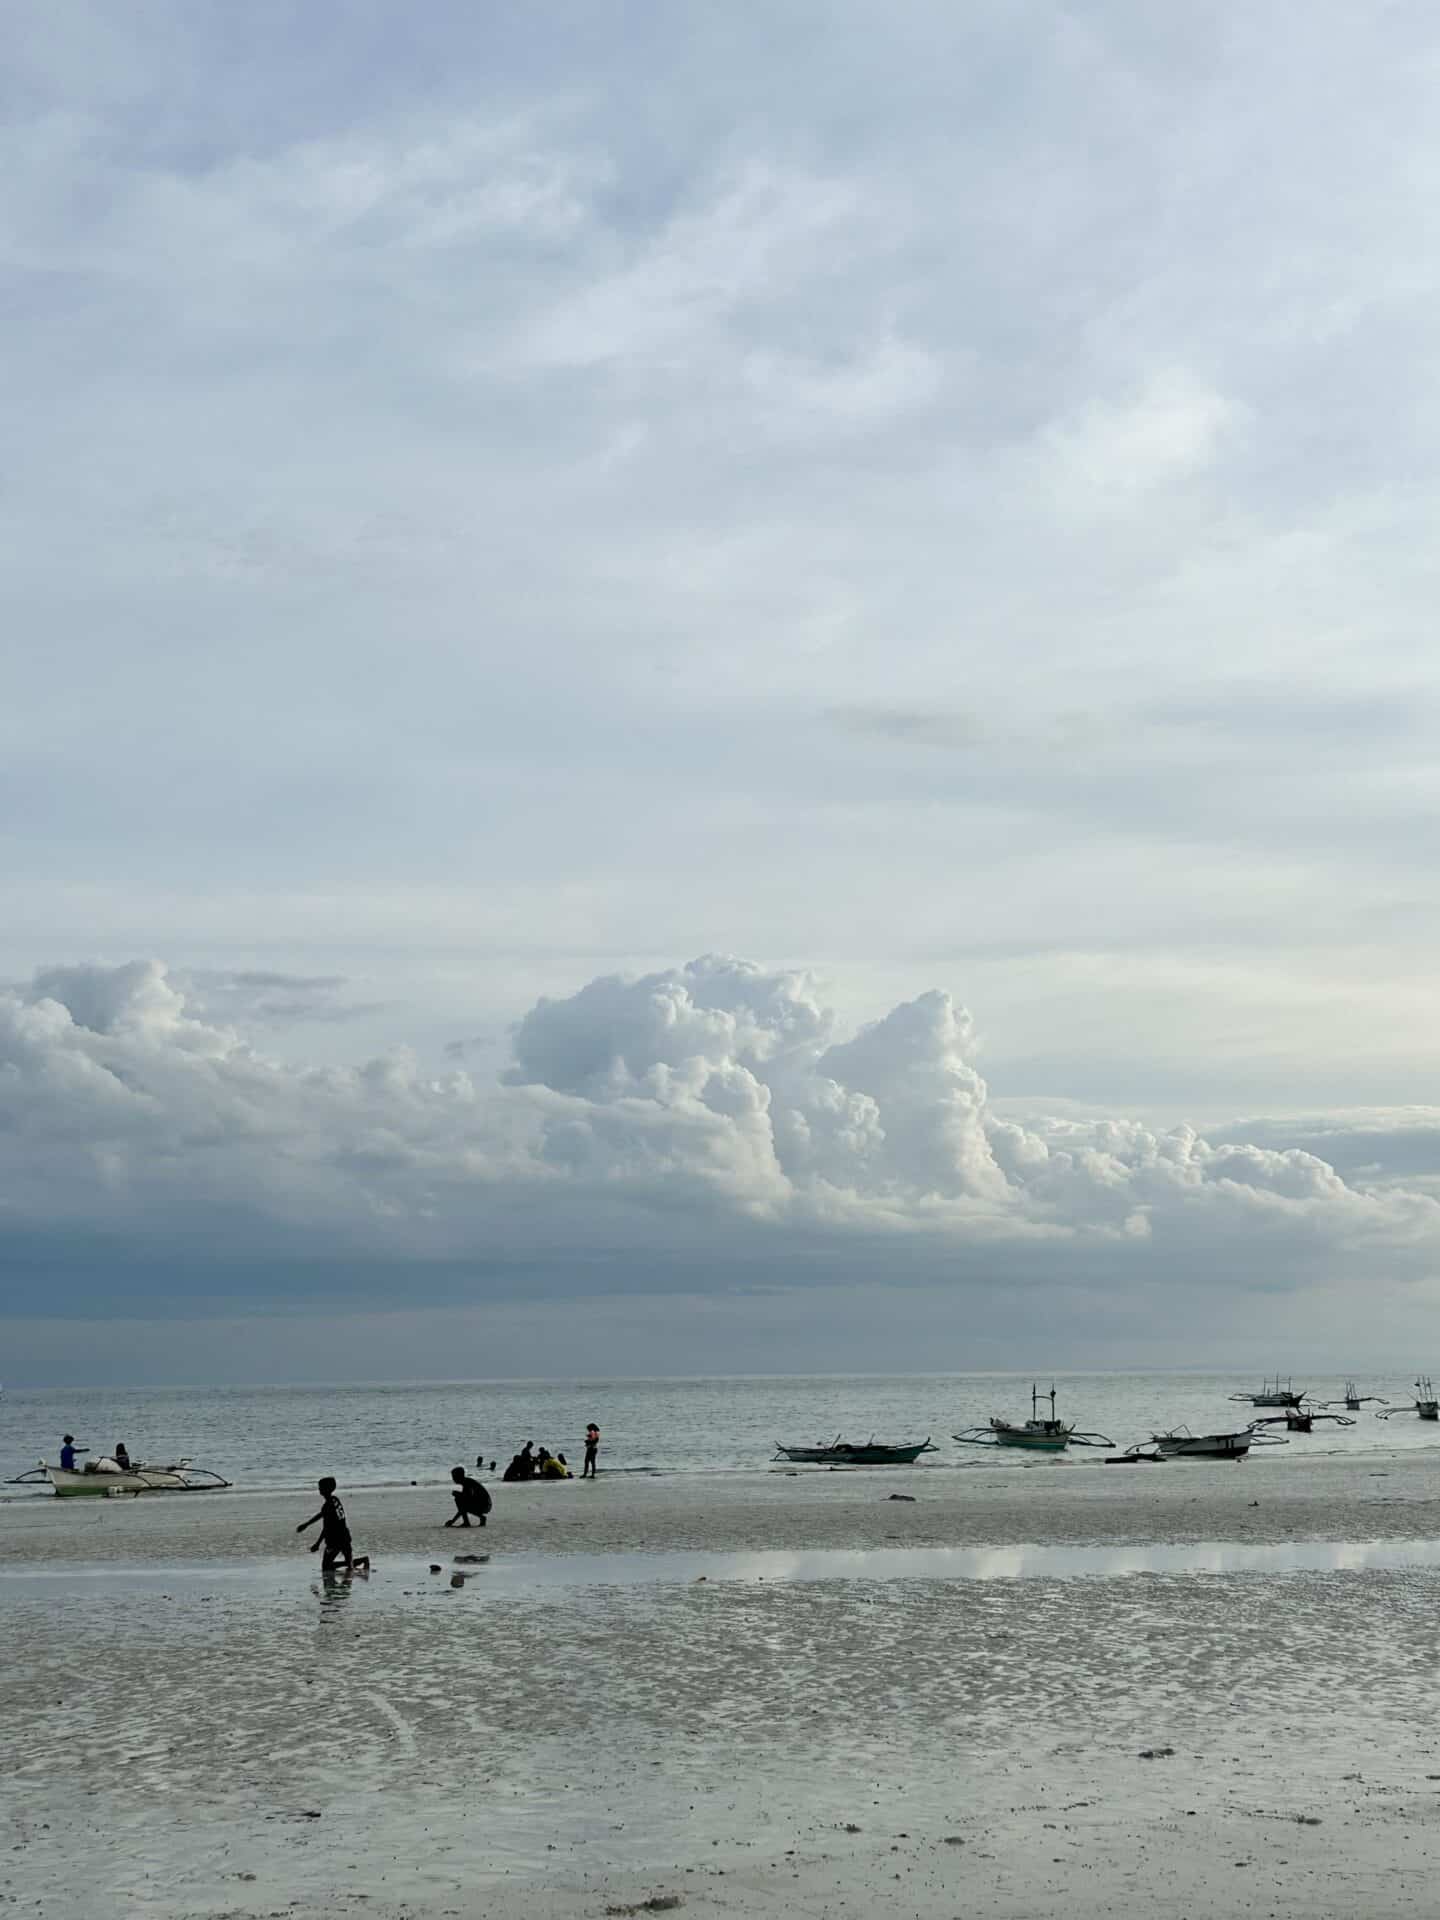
[1231,1376,1306,1409]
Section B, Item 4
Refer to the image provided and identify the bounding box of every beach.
[7,1451,1440,1918]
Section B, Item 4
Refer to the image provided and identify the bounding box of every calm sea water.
[4,1371,1438,1498]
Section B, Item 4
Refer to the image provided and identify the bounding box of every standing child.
[582,1423,600,1478]
[296,1477,369,1572]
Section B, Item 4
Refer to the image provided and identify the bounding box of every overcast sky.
[6,3,1440,1384]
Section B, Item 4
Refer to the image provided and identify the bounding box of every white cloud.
[1039,369,1239,509]
[5,958,1439,1333]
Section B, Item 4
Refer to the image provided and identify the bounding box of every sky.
[5,2,1440,1383]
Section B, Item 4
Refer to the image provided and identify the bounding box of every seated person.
[501,1454,527,1483]
[541,1452,571,1478]
[114,1442,131,1471]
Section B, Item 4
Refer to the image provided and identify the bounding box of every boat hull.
[43,1464,223,1497]
[991,1428,1070,1452]
[774,1442,935,1465]
[1154,1434,1251,1459]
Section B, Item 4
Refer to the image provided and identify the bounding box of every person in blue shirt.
[59,1435,85,1472]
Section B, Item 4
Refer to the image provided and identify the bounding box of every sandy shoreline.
[7,1445,1440,1565]
[7,1453,1440,1918]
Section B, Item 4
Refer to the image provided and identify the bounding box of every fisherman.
[59,1435,85,1472]
[113,1442,131,1471]
[296,1477,369,1572]
[582,1422,600,1478]
[446,1466,492,1527]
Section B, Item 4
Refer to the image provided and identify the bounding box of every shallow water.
[10,1534,1440,1594]
[7,1530,1440,1920]
[6,1369,1439,1496]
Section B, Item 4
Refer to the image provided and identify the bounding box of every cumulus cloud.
[5,956,1440,1325]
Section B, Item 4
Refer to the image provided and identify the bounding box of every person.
[541,1452,571,1479]
[502,1453,526,1483]
[518,1441,536,1478]
[446,1466,492,1527]
[583,1423,600,1478]
[113,1442,131,1471]
[296,1477,369,1572]
[59,1435,85,1472]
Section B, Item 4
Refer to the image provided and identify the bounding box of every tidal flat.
[6,1455,1440,1917]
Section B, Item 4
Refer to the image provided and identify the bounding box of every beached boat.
[1113,1426,1289,1461]
[1155,1429,1252,1459]
[1377,1378,1439,1422]
[1230,1376,1306,1408]
[11,1457,232,1497]
[953,1384,1114,1453]
[773,1437,937,1465]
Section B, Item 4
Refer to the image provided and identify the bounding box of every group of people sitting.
[501,1441,571,1481]
[444,1426,603,1526]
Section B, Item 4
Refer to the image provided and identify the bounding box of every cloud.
[176,969,388,1027]
[5,957,1440,1334]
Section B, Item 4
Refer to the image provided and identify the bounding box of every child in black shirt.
[296,1477,369,1571]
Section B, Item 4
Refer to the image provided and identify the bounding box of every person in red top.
[582,1423,600,1478]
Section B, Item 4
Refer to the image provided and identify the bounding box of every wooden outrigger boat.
[953,1384,1114,1454]
[1377,1378,1440,1422]
[1230,1376,1306,1409]
[1321,1381,1387,1412]
[1249,1408,1354,1435]
[773,1437,937,1465]
[1115,1426,1289,1462]
[10,1456,232,1497]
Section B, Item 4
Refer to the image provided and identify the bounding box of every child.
[582,1423,600,1478]
[296,1477,369,1572]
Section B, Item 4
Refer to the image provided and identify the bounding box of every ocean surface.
[5,1369,1439,1498]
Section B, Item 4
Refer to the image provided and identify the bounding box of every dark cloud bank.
[5,956,1440,1381]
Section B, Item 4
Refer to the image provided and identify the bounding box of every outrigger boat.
[1377,1379,1440,1422]
[10,1456,232,1497]
[1115,1426,1289,1462]
[953,1384,1113,1454]
[1322,1381,1387,1412]
[773,1437,937,1466]
[1230,1376,1306,1409]
[1249,1408,1354,1434]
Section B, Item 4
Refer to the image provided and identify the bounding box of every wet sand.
[7,1444,1440,1563]
[6,1452,1440,1917]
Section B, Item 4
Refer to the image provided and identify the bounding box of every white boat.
[953,1384,1114,1454]
[1153,1427,1261,1460]
[21,1457,231,1497]
[1378,1378,1440,1422]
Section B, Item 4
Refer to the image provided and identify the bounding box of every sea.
[4,1369,1438,1497]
